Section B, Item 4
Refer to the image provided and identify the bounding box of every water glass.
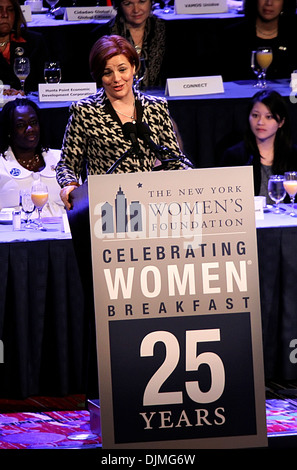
[44,61,61,84]
[267,175,286,213]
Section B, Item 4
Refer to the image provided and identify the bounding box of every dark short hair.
[0,98,47,156]
[244,0,296,22]
[89,35,140,85]
[111,0,152,13]
[7,0,27,38]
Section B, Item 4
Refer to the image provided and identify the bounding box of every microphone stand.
[136,122,194,170]
[106,148,135,174]
[152,145,195,170]
[107,122,142,174]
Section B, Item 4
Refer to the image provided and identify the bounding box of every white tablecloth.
[256,204,297,229]
[0,217,71,243]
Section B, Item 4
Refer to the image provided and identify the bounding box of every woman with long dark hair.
[221,90,297,203]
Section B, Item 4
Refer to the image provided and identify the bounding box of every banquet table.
[0,201,297,398]
[257,205,297,381]
[69,180,297,385]
[0,218,88,399]
[153,80,297,169]
[2,4,297,391]
[4,9,296,165]
[18,78,297,167]
[25,9,243,82]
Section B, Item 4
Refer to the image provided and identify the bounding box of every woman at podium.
[56,35,191,211]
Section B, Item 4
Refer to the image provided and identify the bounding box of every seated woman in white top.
[0,98,64,217]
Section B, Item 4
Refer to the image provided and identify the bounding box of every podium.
[72,167,268,449]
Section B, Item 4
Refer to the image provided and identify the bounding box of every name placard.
[165,76,224,97]
[21,5,32,22]
[64,6,116,21]
[254,196,265,220]
[175,0,228,14]
[38,83,97,102]
[290,72,297,91]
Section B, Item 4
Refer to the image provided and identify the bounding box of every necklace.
[113,102,136,124]
[0,40,8,48]
[134,43,142,55]
[130,30,143,55]
[18,154,41,170]
[256,26,278,37]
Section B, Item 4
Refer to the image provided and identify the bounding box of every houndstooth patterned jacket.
[56,88,187,188]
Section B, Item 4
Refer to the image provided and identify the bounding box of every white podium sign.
[175,0,228,14]
[38,82,96,102]
[64,6,116,21]
[88,166,267,449]
[166,76,224,96]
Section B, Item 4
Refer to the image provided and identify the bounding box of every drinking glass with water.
[44,61,61,84]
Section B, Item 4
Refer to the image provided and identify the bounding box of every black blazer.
[0,30,49,92]
[220,17,297,81]
[221,141,262,195]
[221,140,297,201]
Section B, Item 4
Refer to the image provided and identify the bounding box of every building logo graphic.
[101,186,143,234]
[94,184,203,247]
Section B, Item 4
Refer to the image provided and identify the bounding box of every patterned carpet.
[267,399,297,437]
[0,387,296,450]
[0,410,101,449]
[0,395,102,451]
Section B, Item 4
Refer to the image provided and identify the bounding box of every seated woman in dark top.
[221,0,297,81]
[90,0,166,89]
[221,90,297,204]
[0,0,48,92]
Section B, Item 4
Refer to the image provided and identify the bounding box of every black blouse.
[220,17,297,81]
[0,30,49,92]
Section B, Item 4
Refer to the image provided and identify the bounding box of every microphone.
[137,122,194,169]
[106,122,140,174]
[122,122,140,155]
[136,122,158,152]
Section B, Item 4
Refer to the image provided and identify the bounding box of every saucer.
[32,7,48,13]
